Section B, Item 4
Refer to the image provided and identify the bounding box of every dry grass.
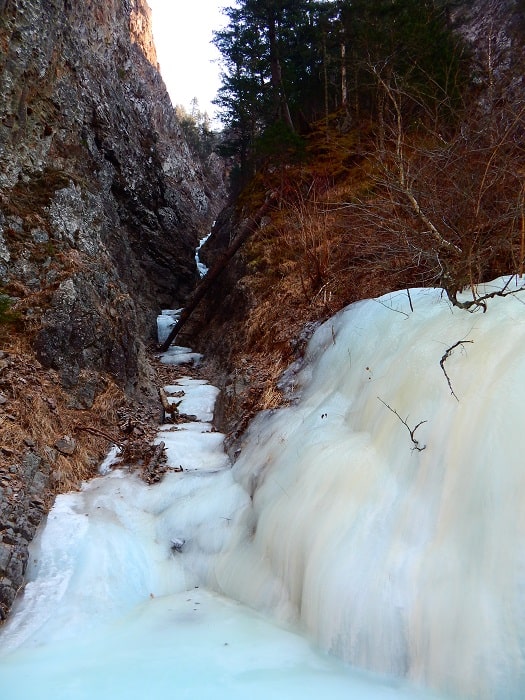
[0,337,126,496]
[0,332,176,502]
[199,106,524,436]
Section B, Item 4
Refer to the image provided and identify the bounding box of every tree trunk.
[341,42,347,108]
[268,12,295,131]
[158,193,278,352]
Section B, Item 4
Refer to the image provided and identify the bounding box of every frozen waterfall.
[1,276,525,699]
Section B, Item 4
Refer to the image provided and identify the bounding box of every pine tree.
[214,0,467,180]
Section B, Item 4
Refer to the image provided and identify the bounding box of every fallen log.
[158,191,278,352]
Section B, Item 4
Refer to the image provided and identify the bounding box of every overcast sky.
[147,0,231,123]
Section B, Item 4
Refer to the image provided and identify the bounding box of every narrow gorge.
[0,1,524,699]
[0,0,225,618]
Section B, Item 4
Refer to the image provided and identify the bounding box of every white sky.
[147,0,231,123]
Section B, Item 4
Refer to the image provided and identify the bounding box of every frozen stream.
[2,277,525,698]
[0,310,453,700]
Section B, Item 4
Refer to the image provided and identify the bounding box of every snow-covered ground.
[2,276,525,699]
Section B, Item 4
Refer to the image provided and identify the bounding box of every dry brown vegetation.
[198,99,525,436]
[0,325,170,506]
[0,334,116,495]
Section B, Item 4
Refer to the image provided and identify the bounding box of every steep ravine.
[0,0,225,619]
[188,0,525,452]
[1,0,523,634]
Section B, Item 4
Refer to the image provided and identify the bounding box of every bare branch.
[446,276,525,311]
[378,397,427,451]
[369,64,461,255]
[373,297,409,319]
[406,288,414,312]
[475,102,525,218]
[439,340,474,401]
[74,424,124,448]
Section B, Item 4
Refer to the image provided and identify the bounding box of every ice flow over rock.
[3,277,525,699]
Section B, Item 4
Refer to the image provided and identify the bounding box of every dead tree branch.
[370,64,461,255]
[158,387,180,422]
[74,424,124,448]
[378,396,427,451]
[439,339,473,401]
[446,275,525,311]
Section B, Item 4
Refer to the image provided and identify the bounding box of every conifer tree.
[214,0,467,179]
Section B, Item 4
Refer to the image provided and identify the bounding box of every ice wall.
[216,277,525,699]
[0,311,454,700]
[2,278,524,699]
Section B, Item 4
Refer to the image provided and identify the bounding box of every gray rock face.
[0,0,223,391]
[0,0,225,620]
[0,452,49,620]
[450,0,525,103]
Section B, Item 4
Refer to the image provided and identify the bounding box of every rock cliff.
[450,0,525,104]
[0,0,224,618]
[0,0,224,387]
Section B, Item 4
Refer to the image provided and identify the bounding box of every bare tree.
[339,60,525,308]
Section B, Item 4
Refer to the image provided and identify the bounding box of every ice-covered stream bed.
[3,277,525,699]
[0,310,453,700]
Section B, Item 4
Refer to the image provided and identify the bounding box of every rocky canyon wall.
[0,0,224,618]
[0,0,222,390]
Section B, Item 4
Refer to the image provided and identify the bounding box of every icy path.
[157,378,229,472]
[0,589,448,700]
[0,310,454,700]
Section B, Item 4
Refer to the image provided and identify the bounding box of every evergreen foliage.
[214,0,468,179]
[175,100,218,161]
[0,294,18,330]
